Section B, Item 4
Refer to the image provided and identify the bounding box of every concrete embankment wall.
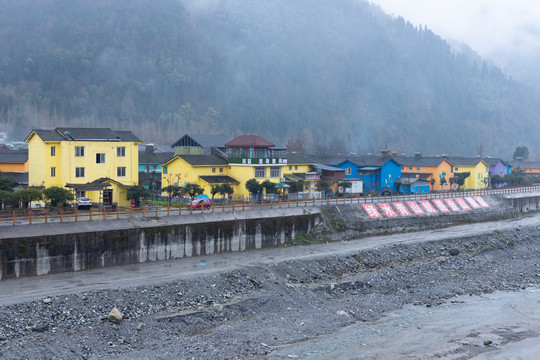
[1,193,536,281]
[0,208,319,280]
[314,195,520,241]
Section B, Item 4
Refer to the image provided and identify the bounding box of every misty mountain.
[0,0,539,158]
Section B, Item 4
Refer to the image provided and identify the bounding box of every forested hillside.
[1,0,539,157]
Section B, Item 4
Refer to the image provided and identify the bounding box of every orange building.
[395,155,453,191]
[0,149,29,172]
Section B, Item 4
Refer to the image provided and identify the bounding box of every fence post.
[117,206,120,219]
[60,208,63,222]
[103,206,106,220]
[89,208,92,221]
[280,198,282,208]
[297,197,299,207]
[143,205,146,217]
[29,209,32,224]
[75,208,78,222]
[222,201,225,212]
[252,200,255,210]
[167,204,170,216]
[45,209,48,224]
[270,199,273,209]
[288,198,290,208]
[12,210,15,225]
[261,199,263,209]
[130,205,133,218]
[212,203,214,213]
[155,204,158,217]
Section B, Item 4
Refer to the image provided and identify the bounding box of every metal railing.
[1,185,539,226]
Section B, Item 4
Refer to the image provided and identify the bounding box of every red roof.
[225,135,275,148]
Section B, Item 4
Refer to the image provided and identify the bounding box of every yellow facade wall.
[27,132,139,206]
[453,162,489,189]
[162,157,289,198]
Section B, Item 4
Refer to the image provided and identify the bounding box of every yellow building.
[25,128,141,206]
[161,135,321,199]
[162,154,240,197]
[225,135,288,197]
[397,155,453,191]
[283,154,320,192]
[448,157,489,189]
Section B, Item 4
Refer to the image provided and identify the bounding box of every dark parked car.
[381,188,392,196]
[187,198,212,210]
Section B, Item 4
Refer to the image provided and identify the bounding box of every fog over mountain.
[1,0,540,158]
[370,0,540,91]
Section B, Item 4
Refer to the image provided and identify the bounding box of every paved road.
[1,212,538,306]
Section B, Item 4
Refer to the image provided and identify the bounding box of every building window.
[220,167,223,173]
[455,167,459,171]
[117,167,126,177]
[51,146,56,156]
[255,167,266,178]
[346,167,352,175]
[416,167,420,171]
[76,190,85,198]
[75,167,85,178]
[270,167,280,178]
[409,167,412,171]
[96,153,106,163]
[212,167,216,173]
[289,166,292,170]
[295,165,298,170]
[117,147,126,157]
[51,167,56,177]
[75,146,85,157]
[163,166,168,175]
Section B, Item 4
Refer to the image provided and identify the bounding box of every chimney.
[380,149,390,160]
[414,152,422,159]
[145,143,155,154]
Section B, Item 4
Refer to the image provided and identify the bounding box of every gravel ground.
[2,223,540,359]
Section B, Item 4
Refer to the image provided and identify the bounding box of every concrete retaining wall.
[0,208,320,280]
[501,193,540,212]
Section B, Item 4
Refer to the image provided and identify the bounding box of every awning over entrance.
[276,183,291,189]
[65,177,130,191]
[199,175,240,184]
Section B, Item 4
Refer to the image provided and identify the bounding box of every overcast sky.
[369,0,540,77]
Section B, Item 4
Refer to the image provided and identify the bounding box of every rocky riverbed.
[1,222,540,359]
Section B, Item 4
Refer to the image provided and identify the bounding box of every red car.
[187,198,212,210]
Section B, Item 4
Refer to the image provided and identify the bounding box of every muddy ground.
[2,218,540,359]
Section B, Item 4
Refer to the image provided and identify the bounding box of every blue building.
[332,155,402,194]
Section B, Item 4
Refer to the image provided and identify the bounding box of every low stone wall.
[0,208,320,280]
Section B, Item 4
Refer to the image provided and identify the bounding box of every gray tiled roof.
[0,171,28,185]
[32,130,65,141]
[114,131,142,143]
[286,154,316,164]
[171,134,228,148]
[139,151,175,164]
[481,157,508,167]
[179,155,228,166]
[510,160,540,168]
[30,128,141,142]
[393,156,451,167]
[448,157,484,166]
[0,149,28,163]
